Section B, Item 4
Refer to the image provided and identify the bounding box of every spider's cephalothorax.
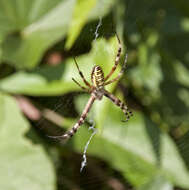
[50,35,133,140]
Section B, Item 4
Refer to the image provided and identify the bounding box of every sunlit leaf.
[175,61,189,87]
[65,0,97,49]
[1,0,75,69]
[138,175,173,190]
[65,0,116,49]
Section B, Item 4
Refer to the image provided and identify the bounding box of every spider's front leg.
[104,34,122,81]
[72,77,90,93]
[74,58,91,88]
[50,95,96,139]
[103,90,133,122]
[104,54,128,86]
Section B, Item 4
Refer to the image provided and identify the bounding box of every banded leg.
[103,90,133,122]
[72,78,90,92]
[104,54,128,86]
[74,58,91,88]
[50,95,96,139]
[104,34,122,81]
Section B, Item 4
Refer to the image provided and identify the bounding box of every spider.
[52,35,133,139]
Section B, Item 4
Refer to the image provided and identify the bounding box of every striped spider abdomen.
[91,65,105,88]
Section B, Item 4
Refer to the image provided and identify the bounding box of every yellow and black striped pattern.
[91,66,105,88]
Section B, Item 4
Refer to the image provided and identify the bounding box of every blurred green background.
[0,0,189,189]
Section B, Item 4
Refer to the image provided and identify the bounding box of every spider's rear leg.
[103,90,133,122]
[49,95,96,140]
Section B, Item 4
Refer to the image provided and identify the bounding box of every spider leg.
[49,95,96,140]
[103,89,133,122]
[74,58,91,88]
[104,34,122,81]
[104,54,127,86]
[72,78,90,92]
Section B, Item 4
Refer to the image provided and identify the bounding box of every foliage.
[0,0,189,189]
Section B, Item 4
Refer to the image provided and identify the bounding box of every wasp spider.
[52,35,133,139]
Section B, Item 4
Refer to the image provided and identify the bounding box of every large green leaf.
[0,0,62,34]
[0,67,80,96]
[0,0,75,69]
[0,93,55,190]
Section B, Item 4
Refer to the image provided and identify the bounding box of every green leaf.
[0,93,55,190]
[138,175,173,190]
[65,0,97,49]
[65,0,116,49]
[175,61,189,87]
[88,0,116,20]
[1,0,75,69]
[181,18,189,32]
[0,62,81,95]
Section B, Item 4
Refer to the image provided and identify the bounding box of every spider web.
[30,0,188,189]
